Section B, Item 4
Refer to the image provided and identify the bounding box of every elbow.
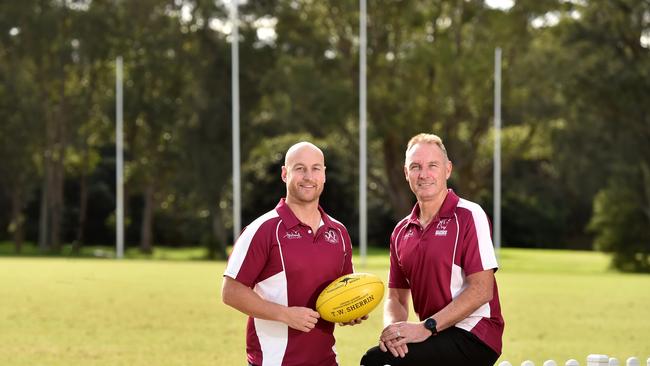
[479,282,494,304]
[470,282,493,305]
[477,273,495,304]
[221,278,235,307]
[221,289,231,306]
[481,289,493,304]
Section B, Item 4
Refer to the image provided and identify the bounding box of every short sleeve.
[388,228,410,289]
[459,207,498,276]
[224,223,273,287]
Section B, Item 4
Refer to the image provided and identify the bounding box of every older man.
[360,133,504,366]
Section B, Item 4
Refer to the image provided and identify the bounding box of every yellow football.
[316,272,384,323]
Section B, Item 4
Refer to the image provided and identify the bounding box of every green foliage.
[589,164,650,272]
[551,0,650,267]
[0,0,649,271]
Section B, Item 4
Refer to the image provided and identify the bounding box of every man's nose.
[419,167,433,177]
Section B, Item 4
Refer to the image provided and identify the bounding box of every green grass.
[0,248,648,365]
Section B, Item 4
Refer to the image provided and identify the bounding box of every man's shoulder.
[391,215,412,237]
[243,209,282,237]
[455,197,487,218]
[323,213,349,233]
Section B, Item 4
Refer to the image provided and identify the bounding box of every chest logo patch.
[284,230,302,240]
[435,219,451,236]
[324,229,339,244]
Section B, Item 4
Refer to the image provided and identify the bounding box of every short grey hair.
[405,133,449,161]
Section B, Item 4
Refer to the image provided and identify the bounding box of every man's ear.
[404,165,409,181]
[446,160,453,179]
[281,166,288,182]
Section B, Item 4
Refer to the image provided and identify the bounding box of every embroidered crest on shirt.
[435,218,451,236]
[324,229,339,244]
[284,230,302,239]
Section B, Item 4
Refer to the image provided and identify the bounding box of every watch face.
[425,318,437,332]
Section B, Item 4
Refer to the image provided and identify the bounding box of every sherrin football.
[316,272,384,323]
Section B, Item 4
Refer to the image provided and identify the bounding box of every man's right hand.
[379,339,409,358]
[283,306,320,332]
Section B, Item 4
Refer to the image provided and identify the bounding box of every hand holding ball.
[316,273,384,323]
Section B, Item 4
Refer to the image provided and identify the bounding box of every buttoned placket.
[305,224,320,244]
[310,220,328,244]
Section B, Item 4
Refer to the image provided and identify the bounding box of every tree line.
[0,0,648,271]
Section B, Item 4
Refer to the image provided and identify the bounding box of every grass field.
[1,247,649,365]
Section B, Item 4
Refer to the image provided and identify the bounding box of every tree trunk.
[49,5,70,254]
[10,185,25,254]
[382,135,415,220]
[140,183,155,254]
[38,171,49,253]
[641,161,650,225]
[208,205,228,260]
[50,146,65,253]
[72,142,89,254]
[39,123,65,253]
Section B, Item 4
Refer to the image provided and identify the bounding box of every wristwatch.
[424,317,438,335]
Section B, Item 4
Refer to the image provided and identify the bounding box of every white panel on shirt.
[452,199,497,332]
[451,264,490,332]
[254,271,289,366]
[224,209,279,279]
[457,199,498,270]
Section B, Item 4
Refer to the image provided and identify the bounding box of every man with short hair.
[222,141,364,366]
[360,133,504,366]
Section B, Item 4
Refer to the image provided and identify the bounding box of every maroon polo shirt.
[388,189,504,355]
[224,198,353,366]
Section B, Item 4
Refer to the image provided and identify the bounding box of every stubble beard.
[288,183,322,204]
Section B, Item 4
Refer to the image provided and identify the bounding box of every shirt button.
[308,230,312,234]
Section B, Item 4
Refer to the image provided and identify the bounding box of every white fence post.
[566,360,580,366]
[627,357,640,366]
[522,361,535,366]
[609,358,620,366]
[498,362,513,366]
[544,361,558,366]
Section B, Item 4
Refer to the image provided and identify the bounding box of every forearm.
[384,297,408,326]
[221,277,288,323]
[431,271,494,331]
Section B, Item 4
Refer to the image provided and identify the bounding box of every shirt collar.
[406,189,459,226]
[275,198,334,230]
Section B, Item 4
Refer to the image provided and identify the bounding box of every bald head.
[284,142,325,166]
